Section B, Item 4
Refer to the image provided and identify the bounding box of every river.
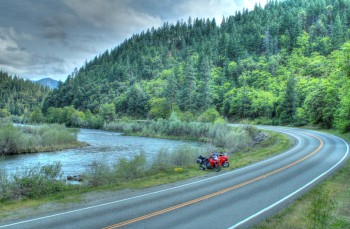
[0,128,210,176]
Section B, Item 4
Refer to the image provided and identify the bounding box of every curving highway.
[0,126,349,229]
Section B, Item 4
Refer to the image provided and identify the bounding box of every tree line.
[0,72,50,119]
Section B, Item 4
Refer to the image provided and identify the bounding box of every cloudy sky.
[0,0,267,81]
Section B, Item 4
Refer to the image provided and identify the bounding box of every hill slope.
[43,0,350,129]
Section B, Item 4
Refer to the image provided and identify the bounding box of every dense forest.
[3,0,350,131]
[0,71,50,119]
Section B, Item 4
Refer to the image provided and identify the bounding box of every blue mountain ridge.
[35,78,59,89]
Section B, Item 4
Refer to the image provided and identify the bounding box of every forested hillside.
[43,0,350,130]
[0,71,50,118]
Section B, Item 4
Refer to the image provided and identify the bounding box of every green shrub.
[84,161,116,187]
[0,168,10,200]
[207,123,231,147]
[0,124,23,154]
[115,152,147,180]
[10,162,65,199]
[170,146,198,167]
[198,108,221,123]
[150,148,172,173]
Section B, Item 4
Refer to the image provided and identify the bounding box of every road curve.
[0,126,349,229]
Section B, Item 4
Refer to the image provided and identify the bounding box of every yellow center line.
[103,133,323,229]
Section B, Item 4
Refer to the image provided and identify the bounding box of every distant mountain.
[36,78,59,89]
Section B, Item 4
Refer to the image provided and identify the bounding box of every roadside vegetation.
[256,129,350,229]
[0,123,85,155]
[104,112,265,151]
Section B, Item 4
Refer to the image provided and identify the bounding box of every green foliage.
[340,42,350,77]
[198,108,221,123]
[0,109,10,118]
[279,75,297,124]
[99,103,116,123]
[0,124,80,155]
[29,108,44,123]
[206,124,257,150]
[0,167,10,200]
[84,161,116,187]
[150,149,172,172]
[304,81,338,128]
[170,146,198,167]
[10,162,64,199]
[335,87,350,132]
[45,106,103,129]
[115,152,147,180]
[148,97,170,119]
[0,124,24,154]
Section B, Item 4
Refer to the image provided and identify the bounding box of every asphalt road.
[1,126,349,229]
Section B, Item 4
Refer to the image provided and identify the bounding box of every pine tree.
[279,74,297,124]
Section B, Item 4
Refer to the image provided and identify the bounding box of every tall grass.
[104,119,210,139]
[105,119,262,152]
[83,146,200,187]
[0,124,81,155]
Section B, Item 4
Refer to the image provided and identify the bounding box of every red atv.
[196,152,229,172]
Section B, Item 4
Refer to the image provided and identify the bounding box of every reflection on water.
[0,129,209,176]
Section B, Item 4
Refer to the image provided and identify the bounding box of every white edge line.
[228,134,350,229]
[0,129,301,228]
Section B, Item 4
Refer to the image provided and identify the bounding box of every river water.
[0,129,209,176]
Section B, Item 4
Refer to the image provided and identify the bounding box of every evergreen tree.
[197,56,213,110]
[279,75,297,124]
[180,60,198,112]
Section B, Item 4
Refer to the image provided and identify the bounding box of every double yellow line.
[104,133,323,229]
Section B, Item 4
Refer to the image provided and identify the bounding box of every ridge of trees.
[2,0,350,131]
[0,72,50,119]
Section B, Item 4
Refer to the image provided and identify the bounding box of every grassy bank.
[256,129,350,229]
[104,116,267,153]
[0,129,291,217]
[0,124,86,155]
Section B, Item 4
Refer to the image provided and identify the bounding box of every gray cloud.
[62,0,163,32]
[0,0,266,81]
[42,29,68,42]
